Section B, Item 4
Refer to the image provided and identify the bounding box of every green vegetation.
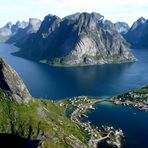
[133,86,148,94]
[114,86,148,110]
[48,54,78,66]
[39,53,135,67]
[0,89,89,147]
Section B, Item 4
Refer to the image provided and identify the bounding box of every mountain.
[0,58,31,104]
[13,12,136,66]
[11,21,29,32]
[0,19,41,42]
[0,22,13,36]
[114,22,130,34]
[0,22,13,41]
[0,21,28,41]
[0,58,89,147]
[124,17,148,48]
[7,18,41,44]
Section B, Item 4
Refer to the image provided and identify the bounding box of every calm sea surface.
[0,43,148,100]
[85,102,148,148]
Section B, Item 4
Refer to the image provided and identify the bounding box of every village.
[62,96,124,148]
[60,88,148,147]
[113,89,148,112]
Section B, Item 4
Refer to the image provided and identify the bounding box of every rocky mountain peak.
[63,12,81,21]
[137,17,146,23]
[28,18,41,27]
[5,22,13,29]
[12,12,136,66]
[26,18,41,33]
[0,58,31,104]
[38,14,61,35]
[91,12,104,22]
[64,12,104,23]
[76,12,97,32]
[124,17,148,48]
[114,22,130,34]
[0,22,13,37]
[15,21,29,29]
[131,17,146,31]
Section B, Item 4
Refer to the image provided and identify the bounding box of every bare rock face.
[13,12,136,66]
[114,22,130,34]
[0,58,31,104]
[124,17,148,48]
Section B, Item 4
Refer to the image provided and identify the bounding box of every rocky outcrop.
[124,17,148,48]
[114,22,129,34]
[13,12,136,66]
[0,58,31,104]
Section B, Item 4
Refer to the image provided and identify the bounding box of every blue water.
[85,102,148,148]
[0,43,148,100]
[1,43,148,147]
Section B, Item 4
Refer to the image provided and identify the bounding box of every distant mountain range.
[0,12,136,66]
[0,19,41,42]
[124,17,148,48]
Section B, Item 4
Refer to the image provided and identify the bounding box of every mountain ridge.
[124,17,148,48]
[11,12,136,66]
[0,19,41,42]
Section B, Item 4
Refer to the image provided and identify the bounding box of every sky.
[0,0,148,27]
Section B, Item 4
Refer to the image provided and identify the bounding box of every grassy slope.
[0,90,88,148]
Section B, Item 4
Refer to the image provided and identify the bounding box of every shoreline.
[63,97,124,148]
[112,95,148,112]
[65,95,148,148]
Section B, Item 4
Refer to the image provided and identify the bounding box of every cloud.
[30,0,148,25]
[0,0,148,26]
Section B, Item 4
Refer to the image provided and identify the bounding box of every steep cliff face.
[125,17,148,48]
[14,12,136,66]
[51,13,134,66]
[0,58,31,104]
